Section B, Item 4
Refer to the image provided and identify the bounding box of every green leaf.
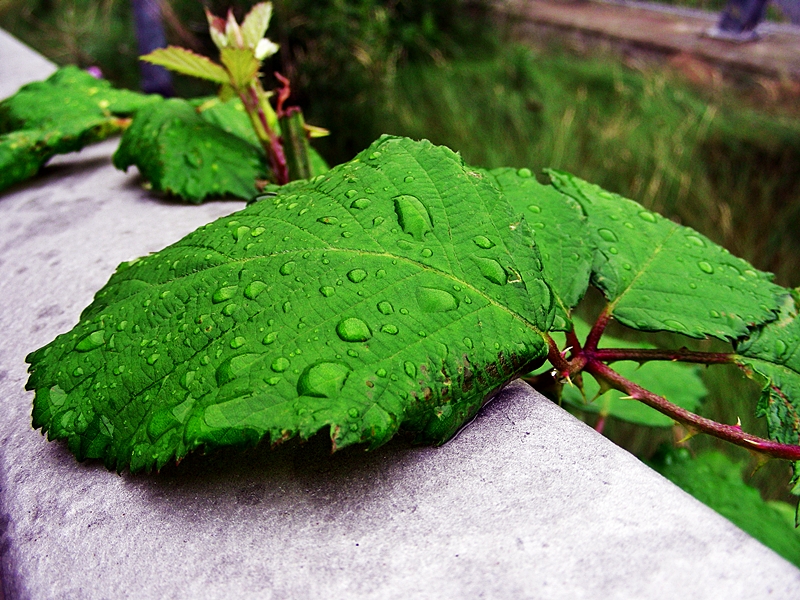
[112,98,268,202]
[0,66,158,192]
[559,318,706,427]
[240,2,273,48]
[141,47,229,85]
[220,47,260,89]
[735,292,800,448]
[484,167,592,331]
[0,65,157,135]
[547,169,785,341]
[197,97,329,176]
[652,449,800,567]
[26,136,553,472]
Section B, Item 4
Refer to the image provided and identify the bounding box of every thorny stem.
[585,359,800,461]
[584,306,611,352]
[592,347,735,365]
[241,82,288,185]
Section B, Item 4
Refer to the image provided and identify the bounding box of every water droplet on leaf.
[297,361,351,398]
[213,286,237,304]
[381,324,399,335]
[393,194,433,240]
[377,301,394,315]
[404,361,417,378]
[336,317,372,342]
[350,198,370,209]
[347,269,367,283]
[416,287,459,312]
[230,336,246,349]
[76,330,105,352]
[474,257,507,286]
[698,261,714,274]
[271,357,290,372]
[598,228,618,242]
[319,286,335,297]
[244,281,267,300]
[473,235,495,249]
[638,211,657,223]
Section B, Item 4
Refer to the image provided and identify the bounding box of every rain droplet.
[404,361,417,378]
[317,216,339,225]
[222,303,237,316]
[76,330,105,352]
[271,357,290,372]
[369,151,382,160]
[689,282,697,289]
[319,286,335,297]
[336,317,372,342]
[404,175,415,183]
[474,257,507,286]
[230,336,246,349]
[278,261,296,276]
[348,407,360,418]
[393,195,433,240]
[372,216,385,228]
[350,198,370,209]
[517,167,533,178]
[213,286,237,304]
[775,340,789,358]
[282,301,291,313]
[345,189,358,199]
[686,235,706,247]
[297,361,351,398]
[597,228,618,242]
[244,281,267,300]
[266,376,281,386]
[473,235,495,249]
[72,367,84,377]
[709,310,720,318]
[233,226,250,241]
[399,308,409,315]
[416,287,459,312]
[663,319,687,332]
[638,211,657,223]
[377,301,394,315]
[117,321,128,331]
[376,368,387,378]
[608,247,618,255]
[527,204,541,214]
[421,248,433,258]
[463,337,473,349]
[263,331,278,345]
[376,269,386,278]
[381,324,399,335]
[147,353,160,365]
[251,227,265,237]
[347,269,367,283]
[698,261,714,274]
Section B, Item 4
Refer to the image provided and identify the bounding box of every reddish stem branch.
[586,359,800,461]
[592,347,735,365]
[584,307,611,351]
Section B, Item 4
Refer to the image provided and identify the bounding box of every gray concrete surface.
[2,29,800,600]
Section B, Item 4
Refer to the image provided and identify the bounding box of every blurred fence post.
[131,0,174,96]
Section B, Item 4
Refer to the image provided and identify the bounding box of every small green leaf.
[486,167,592,330]
[240,2,273,48]
[27,136,553,472]
[547,169,785,340]
[559,318,706,427]
[141,47,230,85]
[112,98,268,202]
[220,47,260,89]
[735,292,800,448]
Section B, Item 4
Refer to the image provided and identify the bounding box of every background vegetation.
[3,0,800,558]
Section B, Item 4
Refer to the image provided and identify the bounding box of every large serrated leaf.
[547,169,784,340]
[559,319,706,427]
[735,292,800,448]
[141,47,229,85]
[26,136,553,472]
[484,167,592,331]
[113,98,268,202]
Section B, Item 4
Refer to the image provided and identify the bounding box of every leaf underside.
[547,170,785,341]
[559,318,706,427]
[112,98,268,203]
[26,136,553,472]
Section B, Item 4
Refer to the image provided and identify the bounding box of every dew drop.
[463,337,473,349]
[775,340,789,358]
[76,330,105,352]
[689,282,697,289]
[345,189,358,199]
[376,269,386,278]
[474,257,507,286]
[147,353,160,365]
[263,331,278,345]
[608,247,618,255]
[404,361,417,378]
[686,235,706,247]
[271,357,290,372]
[350,198,370,209]
[527,204,541,214]
[663,319,687,332]
[230,336,246,349]
[421,248,433,258]
[336,318,372,342]
[233,226,250,241]
[698,261,714,274]
[317,216,339,225]
[517,167,532,178]
[416,287,459,312]
[319,286,335,297]
[251,227,265,237]
[622,263,632,270]
[283,301,291,313]
[393,195,433,240]
[369,151,381,160]
[279,261,296,276]
[244,281,268,300]
[381,324,399,335]
[404,175,414,183]
[372,216,385,228]
[473,235,495,249]
[638,211,657,223]
[399,308,409,315]
[710,309,720,318]
[117,321,128,331]
[377,300,394,315]
[222,303,237,316]
[266,376,281,386]
[348,407,360,418]
[297,361,351,398]
[597,228,618,242]
[72,367,84,377]
[376,368,387,378]
[347,269,367,283]
[212,286,237,304]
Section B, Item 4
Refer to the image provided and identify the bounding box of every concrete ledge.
[1,29,799,600]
